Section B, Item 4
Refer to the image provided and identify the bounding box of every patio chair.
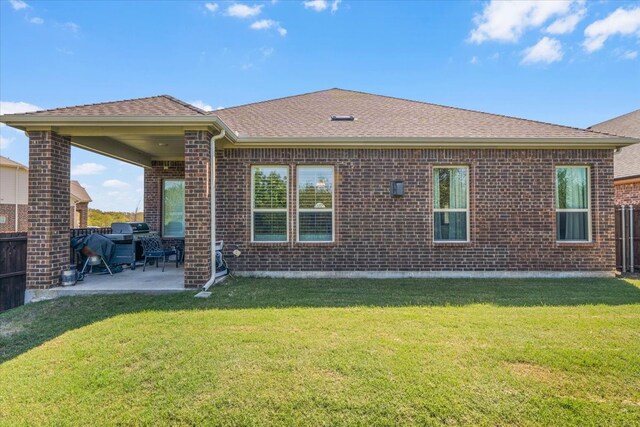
[140,236,178,272]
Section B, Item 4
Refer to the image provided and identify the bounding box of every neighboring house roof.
[0,155,27,168]
[70,180,92,203]
[19,95,208,117]
[2,89,626,141]
[0,156,92,202]
[590,110,640,180]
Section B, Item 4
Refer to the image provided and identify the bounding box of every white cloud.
[470,56,478,64]
[304,0,328,12]
[63,22,80,32]
[28,16,44,25]
[226,3,263,18]
[545,6,585,34]
[103,179,130,190]
[521,37,563,64]
[189,100,213,112]
[71,162,107,176]
[9,0,29,10]
[250,19,276,30]
[621,50,638,60]
[260,47,274,58]
[250,19,287,36]
[0,101,42,115]
[331,0,341,14]
[0,101,41,148]
[583,7,640,53]
[204,2,219,13]
[470,0,579,43]
[0,135,15,150]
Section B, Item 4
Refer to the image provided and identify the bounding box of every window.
[556,166,590,242]
[433,166,469,242]
[298,166,334,242]
[252,166,288,242]
[163,179,185,238]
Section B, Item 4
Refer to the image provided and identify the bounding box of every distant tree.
[88,209,144,227]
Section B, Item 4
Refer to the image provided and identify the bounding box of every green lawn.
[1,277,639,426]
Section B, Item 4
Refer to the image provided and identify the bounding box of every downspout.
[200,128,226,292]
[14,166,19,232]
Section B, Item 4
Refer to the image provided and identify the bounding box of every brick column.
[76,202,89,228]
[183,130,213,288]
[27,131,71,289]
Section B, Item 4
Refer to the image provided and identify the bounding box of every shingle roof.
[590,110,640,179]
[20,95,207,116]
[214,88,616,139]
[0,155,27,168]
[2,89,628,142]
[70,180,92,203]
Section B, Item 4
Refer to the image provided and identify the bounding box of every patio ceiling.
[1,117,231,168]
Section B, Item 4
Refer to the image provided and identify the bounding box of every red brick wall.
[0,204,28,232]
[76,202,89,228]
[615,181,640,206]
[184,131,212,287]
[27,131,71,289]
[216,148,614,273]
[144,161,185,233]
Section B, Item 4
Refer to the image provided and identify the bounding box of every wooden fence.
[0,233,27,312]
[0,227,112,312]
[615,205,640,274]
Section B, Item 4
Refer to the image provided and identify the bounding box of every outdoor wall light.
[391,180,405,197]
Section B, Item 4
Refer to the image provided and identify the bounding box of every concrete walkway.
[26,265,186,303]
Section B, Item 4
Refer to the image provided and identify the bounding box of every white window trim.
[433,165,470,243]
[251,165,289,243]
[297,165,335,243]
[162,178,185,238]
[555,165,592,243]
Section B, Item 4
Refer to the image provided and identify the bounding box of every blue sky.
[1,0,639,212]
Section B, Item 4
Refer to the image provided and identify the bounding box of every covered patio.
[25,265,185,303]
[1,96,233,293]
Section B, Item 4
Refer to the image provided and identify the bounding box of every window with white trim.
[556,166,591,242]
[252,166,288,242]
[297,166,334,242]
[433,166,469,242]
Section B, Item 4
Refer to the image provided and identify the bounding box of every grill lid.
[111,222,151,234]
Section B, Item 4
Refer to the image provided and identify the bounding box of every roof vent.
[330,115,355,121]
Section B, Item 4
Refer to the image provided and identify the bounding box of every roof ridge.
[209,88,339,114]
[161,95,208,115]
[21,94,187,115]
[335,88,606,137]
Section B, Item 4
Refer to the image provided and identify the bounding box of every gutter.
[1,114,635,149]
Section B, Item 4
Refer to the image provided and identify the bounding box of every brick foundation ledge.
[233,271,616,279]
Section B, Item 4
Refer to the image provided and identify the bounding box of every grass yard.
[1,277,640,426]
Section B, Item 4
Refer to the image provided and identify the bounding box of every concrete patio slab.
[25,265,186,303]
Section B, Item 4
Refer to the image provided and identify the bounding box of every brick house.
[0,89,635,289]
[590,110,640,206]
[0,156,92,232]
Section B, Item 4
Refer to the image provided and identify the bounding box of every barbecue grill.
[109,222,158,269]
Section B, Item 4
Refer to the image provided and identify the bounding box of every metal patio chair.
[140,236,178,272]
